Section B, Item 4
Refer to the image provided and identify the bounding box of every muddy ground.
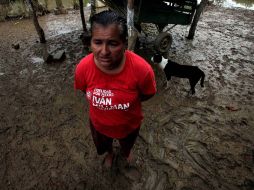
[0,5,254,190]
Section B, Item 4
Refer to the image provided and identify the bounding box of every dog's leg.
[191,88,195,95]
[190,79,197,95]
[200,72,205,87]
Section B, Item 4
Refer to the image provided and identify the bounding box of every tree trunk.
[0,1,9,21]
[79,0,88,33]
[20,0,30,17]
[44,0,49,11]
[90,0,96,17]
[29,0,46,43]
[187,0,208,39]
[55,0,64,9]
[73,0,79,10]
[31,0,40,9]
[127,0,137,51]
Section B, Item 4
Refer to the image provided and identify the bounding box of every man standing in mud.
[74,10,156,168]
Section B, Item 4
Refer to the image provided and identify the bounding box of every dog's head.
[151,54,168,70]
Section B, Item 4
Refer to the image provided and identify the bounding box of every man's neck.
[94,55,126,74]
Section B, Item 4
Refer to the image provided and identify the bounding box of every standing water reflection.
[209,0,254,9]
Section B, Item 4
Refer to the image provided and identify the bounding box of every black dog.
[152,54,205,94]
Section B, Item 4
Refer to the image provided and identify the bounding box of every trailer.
[95,0,202,53]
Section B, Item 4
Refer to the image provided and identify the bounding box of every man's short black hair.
[90,10,127,42]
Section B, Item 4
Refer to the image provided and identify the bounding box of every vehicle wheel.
[154,32,172,53]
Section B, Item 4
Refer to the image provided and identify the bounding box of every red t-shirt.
[74,50,156,138]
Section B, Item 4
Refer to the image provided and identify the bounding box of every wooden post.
[73,0,79,9]
[127,0,134,9]
[55,0,64,9]
[29,0,46,43]
[187,0,208,39]
[44,0,49,10]
[0,0,9,21]
[79,0,88,33]
[55,0,68,14]
[20,0,30,17]
[90,0,96,17]
[127,0,137,51]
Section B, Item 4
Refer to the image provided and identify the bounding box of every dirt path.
[0,6,253,190]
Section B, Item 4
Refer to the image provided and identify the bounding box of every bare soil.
[0,6,253,190]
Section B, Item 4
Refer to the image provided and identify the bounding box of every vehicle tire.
[154,32,172,53]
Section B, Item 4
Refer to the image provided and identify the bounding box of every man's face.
[91,23,126,70]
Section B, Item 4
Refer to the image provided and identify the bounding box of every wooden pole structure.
[28,0,46,43]
[187,0,208,39]
[55,0,64,9]
[79,0,88,33]
[127,0,137,51]
[90,0,96,17]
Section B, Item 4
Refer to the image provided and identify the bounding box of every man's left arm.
[139,67,157,101]
[140,94,155,102]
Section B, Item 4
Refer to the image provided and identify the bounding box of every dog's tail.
[200,71,205,87]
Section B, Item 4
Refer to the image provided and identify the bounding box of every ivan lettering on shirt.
[88,88,130,111]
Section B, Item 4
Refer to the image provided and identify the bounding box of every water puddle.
[31,57,44,64]
[197,0,254,9]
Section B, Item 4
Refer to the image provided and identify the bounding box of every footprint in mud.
[230,66,236,73]
[121,166,141,181]
[242,147,254,166]
[145,169,169,190]
[222,55,230,61]
[74,181,87,190]
[230,47,238,55]
[111,152,142,181]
